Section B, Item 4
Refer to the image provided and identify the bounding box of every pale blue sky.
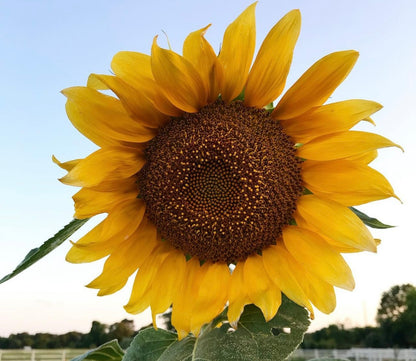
[0,0,415,336]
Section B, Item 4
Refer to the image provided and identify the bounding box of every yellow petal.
[111,51,155,89]
[66,198,146,263]
[62,87,156,146]
[101,198,146,237]
[262,244,314,316]
[183,25,222,103]
[171,258,206,340]
[111,51,182,117]
[73,178,138,218]
[283,226,355,291]
[124,244,171,313]
[280,99,382,143]
[273,50,359,119]
[52,155,80,172]
[294,195,376,252]
[89,218,159,295]
[346,150,378,164]
[149,249,187,321]
[66,222,107,263]
[190,262,230,336]
[218,3,256,102]
[298,131,403,161]
[60,147,144,188]
[302,159,399,206]
[244,254,282,321]
[151,37,207,113]
[87,74,169,128]
[245,10,301,107]
[314,233,367,253]
[290,260,336,314]
[152,89,184,117]
[82,175,137,193]
[227,262,249,325]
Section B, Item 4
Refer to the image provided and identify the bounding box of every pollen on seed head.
[138,100,303,264]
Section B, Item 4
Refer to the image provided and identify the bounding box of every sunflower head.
[56,3,401,339]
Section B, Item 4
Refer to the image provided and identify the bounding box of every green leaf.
[71,340,125,361]
[123,328,182,361]
[0,218,88,284]
[350,207,394,229]
[123,296,310,361]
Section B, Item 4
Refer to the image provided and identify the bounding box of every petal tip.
[177,330,188,341]
[393,193,403,204]
[288,8,301,20]
[396,143,405,153]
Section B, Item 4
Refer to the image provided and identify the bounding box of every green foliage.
[377,283,415,324]
[302,325,384,349]
[0,218,88,284]
[377,284,416,347]
[123,297,309,361]
[68,297,309,361]
[109,319,137,349]
[350,207,394,229]
[0,320,137,350]
[71,340,125,361]
[303,284,416,348]
[123,329,178,361]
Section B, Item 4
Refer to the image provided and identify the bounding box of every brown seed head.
[138,100,303,263]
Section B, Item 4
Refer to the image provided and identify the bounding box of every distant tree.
[376,284,416,347]
[108,319,135,340]
[108,319,136,348]
[33,333,54,348]
[302,284,416,349]
[376,284,416,324]
[81,321,109,348]
[0,318,142,349]
[390,288,416,347]
[58,331,83,348]
[0,336,8,348]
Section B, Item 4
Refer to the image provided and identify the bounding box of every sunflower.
[55,4,401,339]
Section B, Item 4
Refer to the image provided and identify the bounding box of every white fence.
[0,349,88,361]
[292,348,416,361]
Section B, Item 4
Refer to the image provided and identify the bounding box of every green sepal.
[0,218,89,284]
[264,102,274,112]
[122,296,310,361]
[350,207,394,229]
[71,339,125,361]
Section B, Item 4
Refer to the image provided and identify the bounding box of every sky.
[0,0,415,337]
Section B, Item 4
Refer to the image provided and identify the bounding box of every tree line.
[1,284,414,349]
[0,319,145,349]
[302,284,416,348]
